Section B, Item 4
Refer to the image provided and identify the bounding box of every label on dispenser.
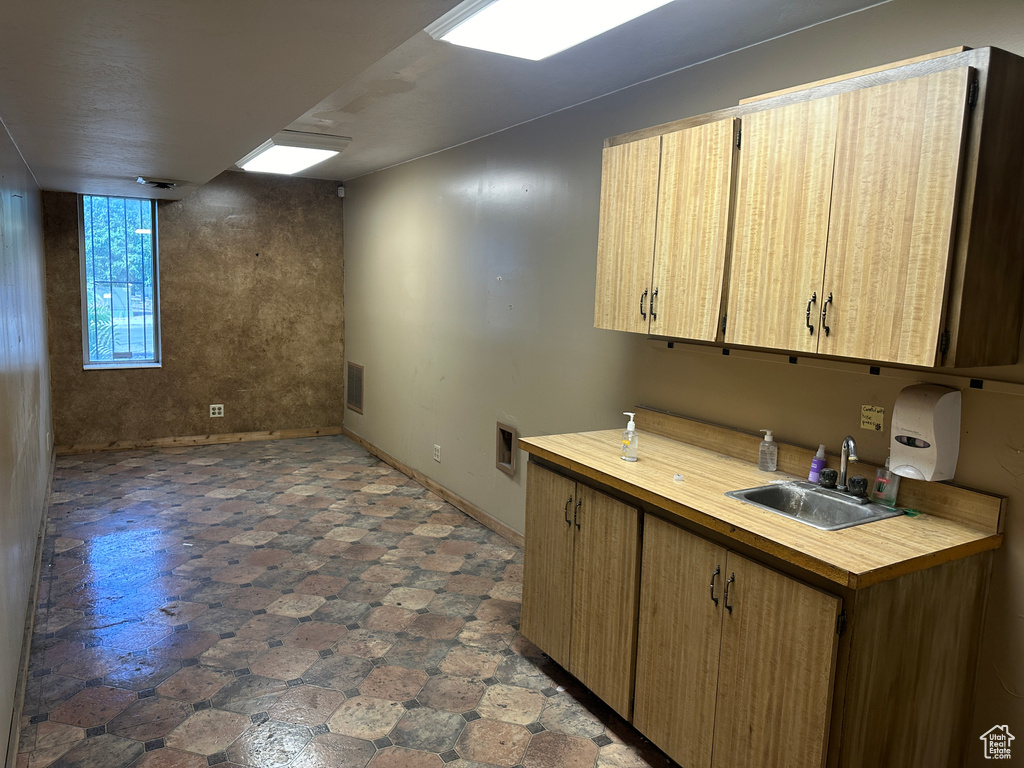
[860,405,885,432]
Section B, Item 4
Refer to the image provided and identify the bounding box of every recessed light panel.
[240,145,338,175]
[434,0,676,61]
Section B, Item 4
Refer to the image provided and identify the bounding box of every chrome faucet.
[838,435,859,491]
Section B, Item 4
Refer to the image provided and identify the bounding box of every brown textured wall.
[0,122,51,764]
[44,171,344,447]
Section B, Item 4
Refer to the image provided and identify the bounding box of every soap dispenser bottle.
[759,429,778,472]
[621,412,638,462]
[808,444,827,482]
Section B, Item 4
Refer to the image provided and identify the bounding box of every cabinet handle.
[650,288,658,321]
[574,498,582,530]
[563,496,573,525]
[821,292,833,337]
[709,565,720,606]
[640,288,648,320]
[805,292,816,335]
[724,573,735,614]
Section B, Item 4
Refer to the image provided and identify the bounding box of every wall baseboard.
[343,428,525,549]
[55,426,345,456]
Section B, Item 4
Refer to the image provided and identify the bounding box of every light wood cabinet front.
[713,552,841,768]
[594,137,661,334]
[650,118,738,341]
[521,464,576,669]
[635,515,840,768]
[819,67,971,365]
[570,484,640,718]
[726,97,839,353]
[634,515,726,768]
[521,464,640,719]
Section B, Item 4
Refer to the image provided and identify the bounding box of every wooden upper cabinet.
[726,97,839,353]
[819,67,972,365]
[712,553,841,768]
[650,118,738,341]
[594,137,661,334]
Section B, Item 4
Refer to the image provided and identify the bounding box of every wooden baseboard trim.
[343,427,525,549]
[55,426,345,456]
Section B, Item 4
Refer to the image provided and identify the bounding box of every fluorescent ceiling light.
[425,0,675,60]
[238,130,352,175]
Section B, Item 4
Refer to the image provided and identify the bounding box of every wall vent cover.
[347,362,364,414]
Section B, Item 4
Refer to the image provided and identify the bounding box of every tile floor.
[17,436,672,768]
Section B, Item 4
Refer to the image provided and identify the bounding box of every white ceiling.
[0,0,884,199]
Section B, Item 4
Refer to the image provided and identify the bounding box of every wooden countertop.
[520,429,1002,589]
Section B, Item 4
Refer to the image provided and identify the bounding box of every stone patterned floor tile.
[391,706,466,752]
[267,684,346,727]
[44,732,143,768]
[359,665,428,701]
[105,696,192,742]
[290,732,376,768]
[522,730,600,768]
[156,665,233,703]
[225,719,311,767]
[327,695,405,739]
[477,683,546,725]
[250,645,320,681]
[21,436,666,768]
[48,685,135,728]
[163,708,251,755]
[456,718,531,766]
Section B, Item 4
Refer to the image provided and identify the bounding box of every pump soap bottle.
[759,429,778,472]
[621,412,638,462]
[808,444,827,483]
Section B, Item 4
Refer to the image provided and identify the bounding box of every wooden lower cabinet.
[521,463,640,718]
[634,515,841,768]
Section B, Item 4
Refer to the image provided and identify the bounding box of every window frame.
[78,194,162,370]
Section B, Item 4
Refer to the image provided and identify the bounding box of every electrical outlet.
[433,444,441,462]
[210,404,224,418]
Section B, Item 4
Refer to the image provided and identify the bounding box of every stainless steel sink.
[725,481,902,531]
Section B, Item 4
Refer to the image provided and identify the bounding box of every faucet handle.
[848,476,868,497]
[819,468,838,489]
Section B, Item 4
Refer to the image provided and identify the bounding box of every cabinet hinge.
[940,329,950,355]
[968,77,980,110]
[735,127,742,149]
[720,314,728,336]
[836,610,847,637]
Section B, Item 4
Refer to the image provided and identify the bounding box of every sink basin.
[725,481,902,531]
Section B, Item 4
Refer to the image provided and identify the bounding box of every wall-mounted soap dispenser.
[890,383,961,481]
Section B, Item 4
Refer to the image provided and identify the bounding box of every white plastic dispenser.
[759,429,777,472]
[621,412,638,462]
[890,383,961,481]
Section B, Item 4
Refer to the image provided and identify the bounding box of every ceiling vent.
[136,176,190,190]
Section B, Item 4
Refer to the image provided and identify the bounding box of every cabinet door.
[569,484,640,719]
[649,118,738,341]
[818,68,971,365]
[521,464,576,670]
[727,97,839,353]
[634,515,727,768]
[594,137,662,334]
[713,553,841,768]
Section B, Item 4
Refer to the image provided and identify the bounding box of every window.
[79,195,160,368]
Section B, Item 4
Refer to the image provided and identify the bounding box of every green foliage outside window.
[80,195,160,365]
